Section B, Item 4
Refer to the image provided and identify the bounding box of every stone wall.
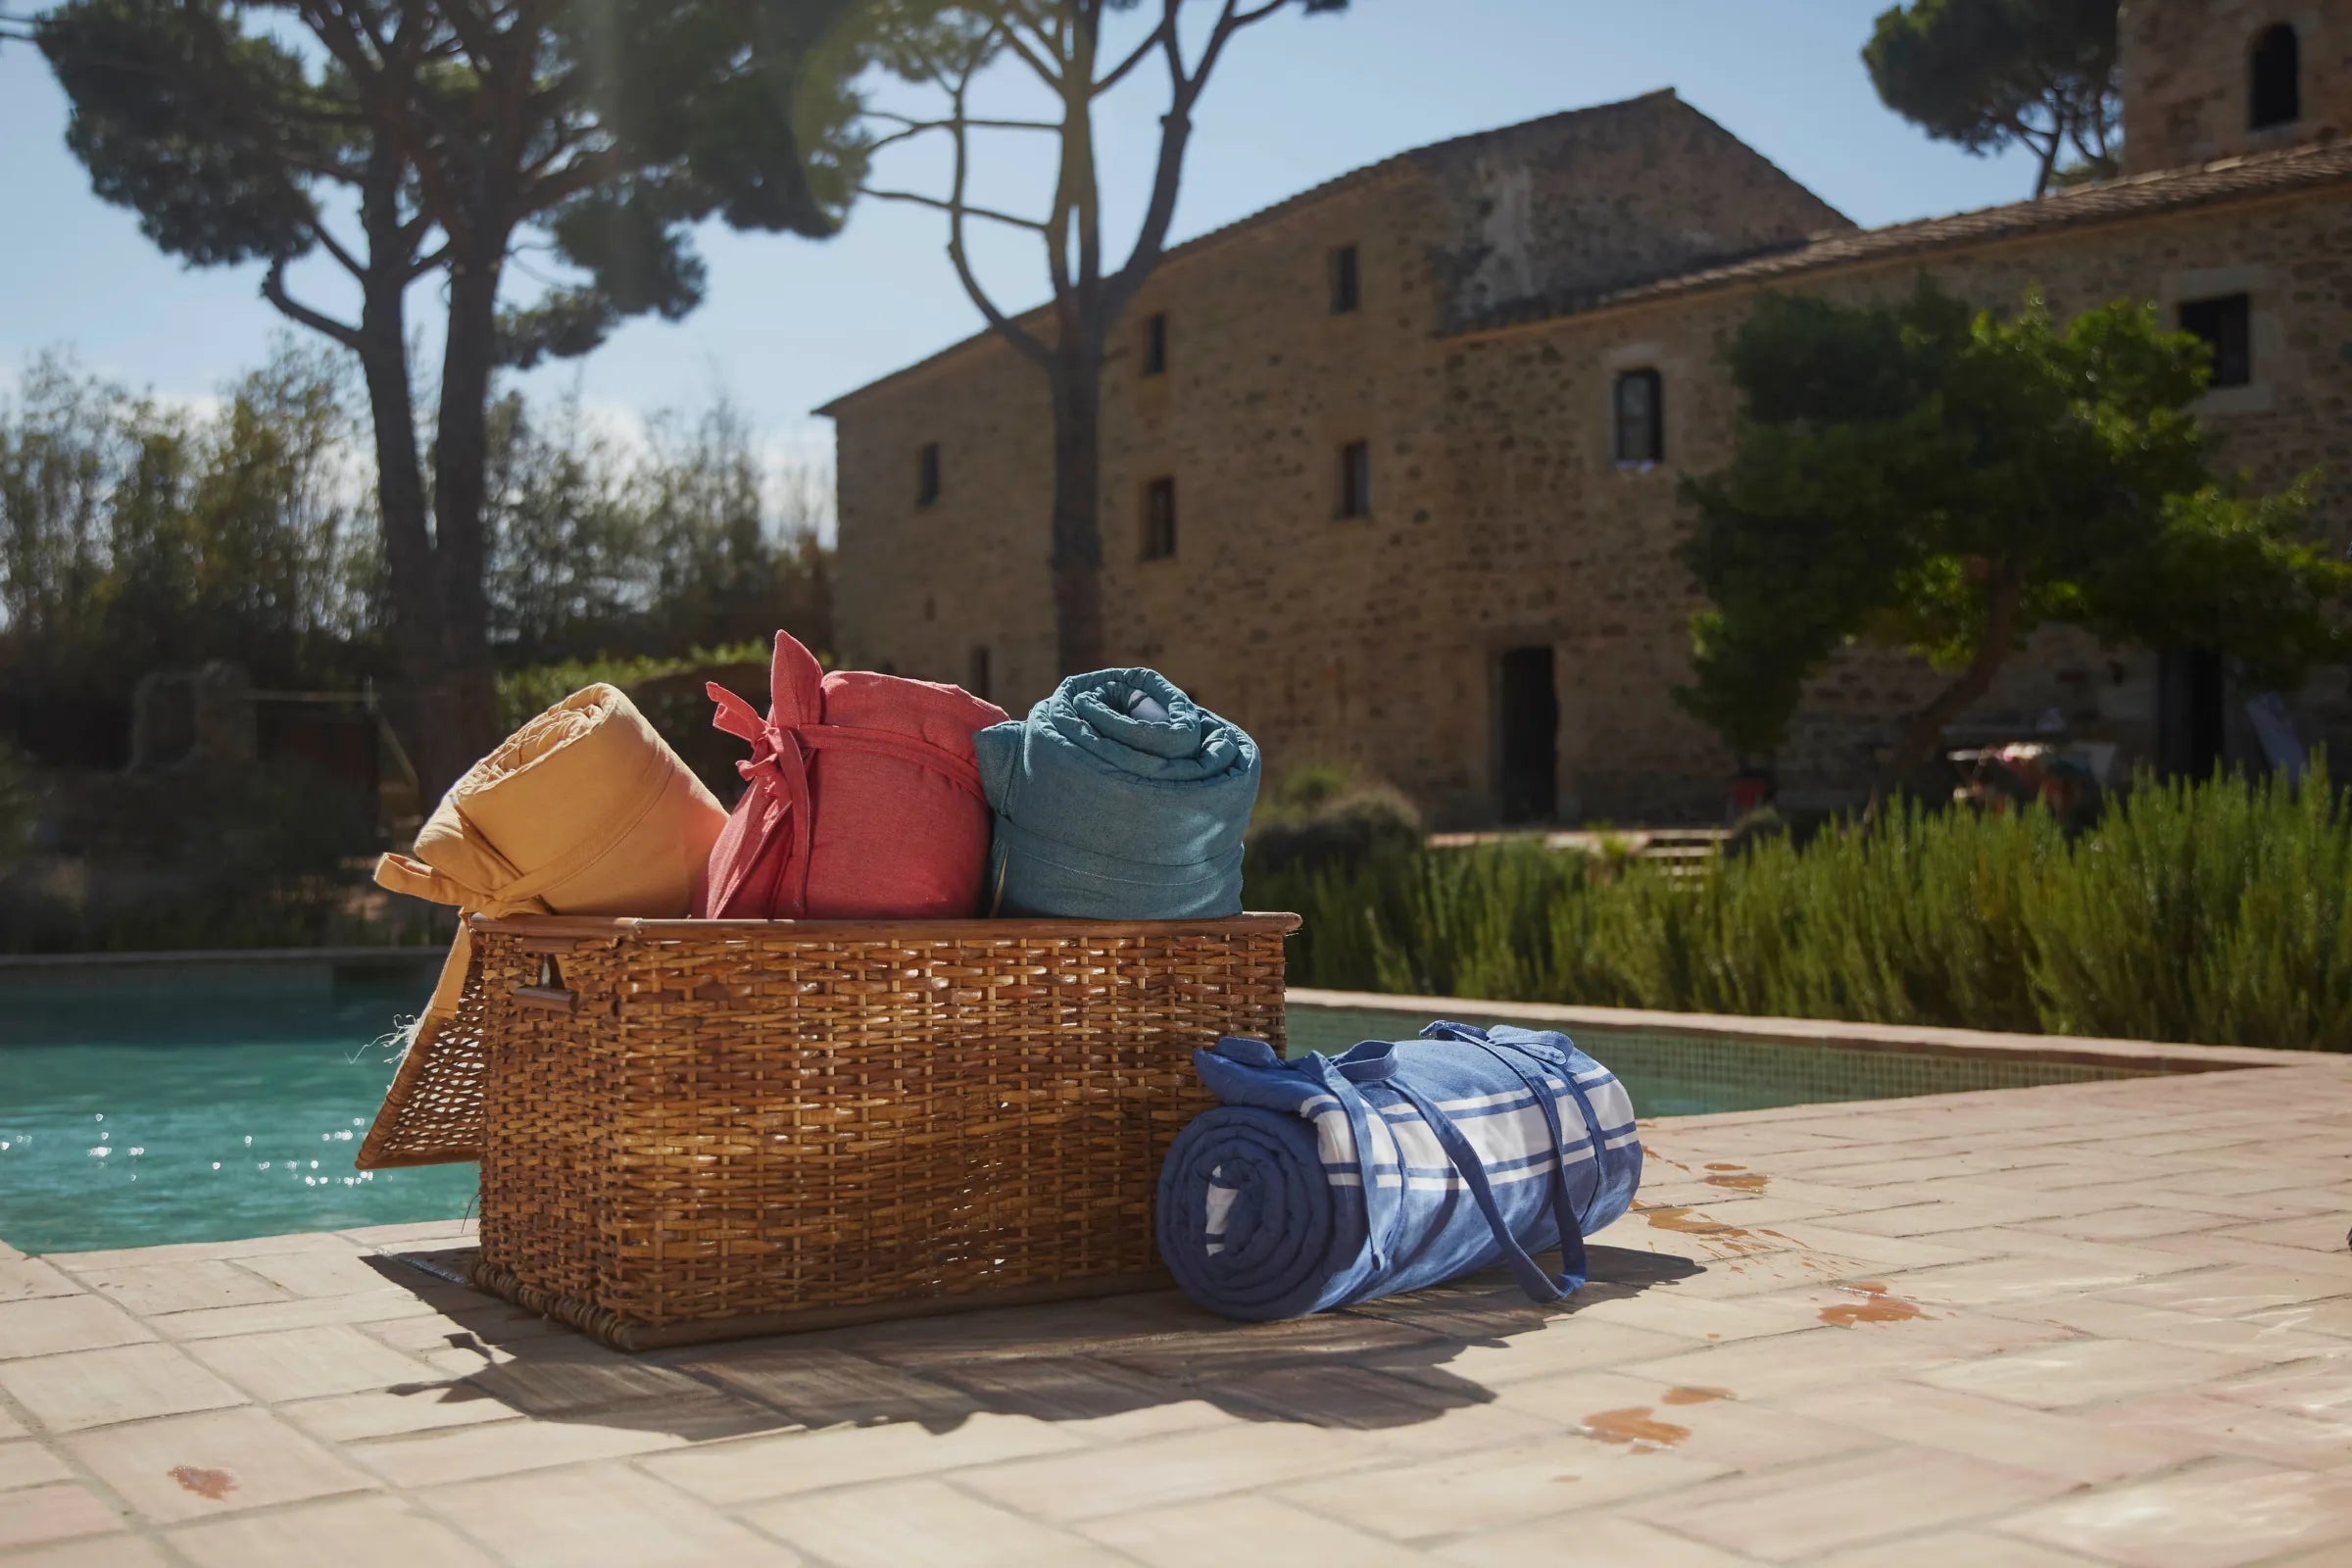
[827,89,2352,826]
[1439,191,2352,819]
[2122,0,2352,175]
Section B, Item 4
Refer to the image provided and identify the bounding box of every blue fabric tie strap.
[1159,1021,1643,1321]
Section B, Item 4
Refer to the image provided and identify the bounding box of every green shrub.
[1252,762,2352,1051]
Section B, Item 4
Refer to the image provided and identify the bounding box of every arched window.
[2251,23,2301,129]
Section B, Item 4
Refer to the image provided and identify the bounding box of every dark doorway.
[2158,648,2229,778]
[1495,646,1558,823]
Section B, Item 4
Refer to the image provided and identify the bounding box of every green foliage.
[0,344,381,708]
[0,346,835,744]
[1248,761,1423,877]
[1256,764,2352,1051]
[484,391,835,668]
[1679,280,2352,770]
[0,760,443,954]
[1864,0,2120,194]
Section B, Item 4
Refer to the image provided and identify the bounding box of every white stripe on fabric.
[1204,1181,1239,1239]
[1582,1081,1637,1135]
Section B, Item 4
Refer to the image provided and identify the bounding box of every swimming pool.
[1,972,2145,1254]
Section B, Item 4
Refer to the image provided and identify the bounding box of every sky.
[0,0,2040,481]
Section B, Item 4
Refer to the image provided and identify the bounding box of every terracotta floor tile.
[65,1405,376,1525]
[1621,1446,2076,1562]
[232,1248,416,1300]
[922,1354,1230,1442]
[1924,1336,2268,1409]
[2004,1457,2352,1568]
[0,1343,248,1431]
[641,1411,1078,1505]
[2205,1358,2352,1420]
[1813,1531,2107,1566]
[421,1462,798,1568]
[43,1233,348,1271]
[1094,1494,1446,1567]
[752,1476,1107,1567]
[170,1492,499,1568]
[277,1383,526,1444]
[1368,1317,1705,1392]
[148,1289,442,1342]
[2082,1390,2352,1468]
[0,1482,126,1550]
[1274,1431,1723,1541]
[2016,1204,2255,1244]
[1435,1512,1759,1567]
[2094,1264,2352,1317]
[74,1261,289,1318]
[0,1536,173,1567]
[1619,1319,1989,1401]
[666,1345,980,1428]
[1494,1368,1872,1471]
[185,1323,440,1403]
[1981,1296,2352,1364]
[0,1296,155,1359]
[345,1407,685,1489]
[0,1261,82,1303]
[962,1416,1393,1523]
[0,1439,75,1492]
[2208,1214,2352,1253]
[1779,1379,2207,1484]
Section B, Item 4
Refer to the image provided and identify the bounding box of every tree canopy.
[28,0,874,791]
[1675,279,2351,774]
[1864,0,2120,196]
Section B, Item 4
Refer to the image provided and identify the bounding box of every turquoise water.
[0,976,475,1255]
[2,980,2133,1255]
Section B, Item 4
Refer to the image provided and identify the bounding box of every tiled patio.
[5,1053,2352,1566]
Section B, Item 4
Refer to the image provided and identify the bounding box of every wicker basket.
[370,910,1297,1348]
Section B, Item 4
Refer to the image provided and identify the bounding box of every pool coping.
[1289,987,2299,1076]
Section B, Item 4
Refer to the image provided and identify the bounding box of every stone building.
[825,2,2352,824]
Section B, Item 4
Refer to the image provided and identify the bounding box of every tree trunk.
[351,267,449,790]
[1886,573,2028,781]
[1049,342,1106,675]
[423,246,509,790]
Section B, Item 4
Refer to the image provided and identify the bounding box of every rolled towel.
[974,668,1259,919]
[1157,1021,1642,1320]
[359,684,726,1168]
[698,630,1006,919]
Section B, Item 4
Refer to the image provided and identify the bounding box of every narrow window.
[967,645,992,702]
[2179,294,2253,388]
[1613,368,1664,465]
[1338,440,1371,518]
[2251,24,2301,128]
[1143,313,1168,376]
[1330,245,1360,315]
[916,442,941,506]
[1142,476,1178,560]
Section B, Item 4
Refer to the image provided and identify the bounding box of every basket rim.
[467,910,1304,939]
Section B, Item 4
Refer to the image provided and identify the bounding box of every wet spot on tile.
[1640,1206,1747,1238]
[1820,1283,1929,1327]
[1660,1386,1734,1405]
[170,1465,235,1500]
[1580,1406,1691,1447]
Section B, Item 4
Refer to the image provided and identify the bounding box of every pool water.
[1,980,2140,1254]
[1,978,475,1255]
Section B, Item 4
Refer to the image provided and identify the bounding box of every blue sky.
[0,0,2036,472]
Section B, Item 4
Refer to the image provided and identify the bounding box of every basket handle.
[510,953,579,1013]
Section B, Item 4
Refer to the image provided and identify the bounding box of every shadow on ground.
[358,1245,1701,1442]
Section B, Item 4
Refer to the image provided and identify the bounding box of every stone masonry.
[828,6,2352,825]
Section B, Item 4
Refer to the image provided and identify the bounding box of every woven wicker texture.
[448,912,1297,1348]
[355,947,497,1169]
